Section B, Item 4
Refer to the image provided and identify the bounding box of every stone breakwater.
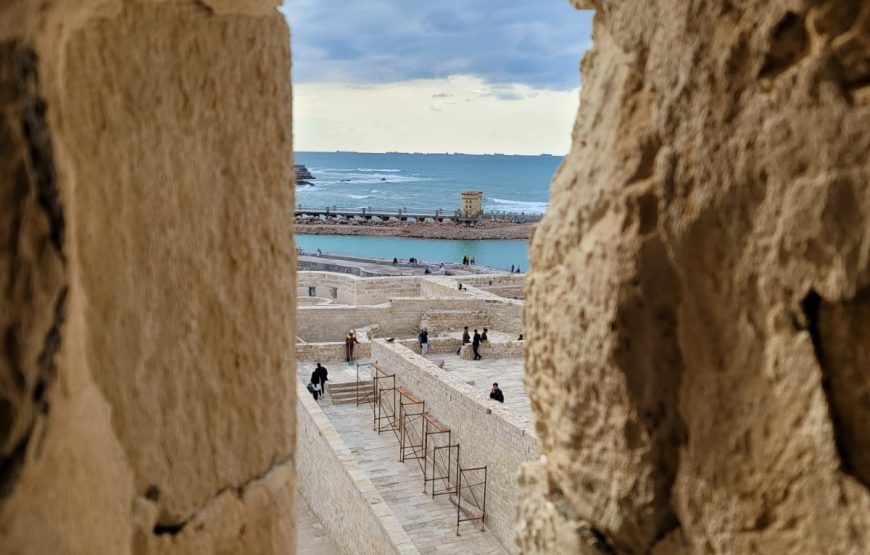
[296,220,533,240]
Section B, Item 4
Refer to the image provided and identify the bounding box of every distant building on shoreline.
[460,191,483,217]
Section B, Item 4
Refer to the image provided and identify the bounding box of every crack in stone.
[16,47,65,261]
[150,453,294,536]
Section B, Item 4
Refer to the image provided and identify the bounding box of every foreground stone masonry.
[0,1,295,553]
[522,1,870,554]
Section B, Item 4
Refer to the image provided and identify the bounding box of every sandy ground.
[295,220,533,240]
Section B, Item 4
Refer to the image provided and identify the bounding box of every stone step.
[328,380,373,390]
[326,380,372,387]
[329,391,369,400]
[330,393,375,405]
[328,388,374,397]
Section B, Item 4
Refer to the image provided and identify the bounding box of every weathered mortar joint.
[17,46,65,260]
[147,453,294,534]
[34,286,68,409]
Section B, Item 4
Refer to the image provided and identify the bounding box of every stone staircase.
[328,380,374,405]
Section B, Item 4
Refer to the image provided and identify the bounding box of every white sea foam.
[348,194,373,199]
[487,198,549,214]
[317,174,426,185]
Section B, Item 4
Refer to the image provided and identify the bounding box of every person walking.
[307,375,320,400]
[312,362,329,401]
[457,326,470,355]
[489,383,504,403]
[418,328,430,356]
[345,331,359,364]
[472,329,482,360]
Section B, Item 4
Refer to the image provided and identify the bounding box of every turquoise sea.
[293,152,560,268]
[295,234,529,272]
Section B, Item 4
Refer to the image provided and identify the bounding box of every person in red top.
[345,331,359,364]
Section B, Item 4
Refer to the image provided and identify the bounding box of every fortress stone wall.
[520,1,870,554]
[297,271,422,305]
[372,339,539,552]
[296,385,418,555]
[296,272,524,343]
[0,1,296,553]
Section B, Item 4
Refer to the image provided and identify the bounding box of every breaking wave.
[487,198,549,214]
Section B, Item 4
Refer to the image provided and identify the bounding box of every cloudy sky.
[280,1,594,155]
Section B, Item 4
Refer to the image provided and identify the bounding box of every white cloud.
[293,75,579,155]
[281,0,592,90]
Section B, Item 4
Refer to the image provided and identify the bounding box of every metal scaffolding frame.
[423,416,457,498]
[455,466,487,535]
[398,387,426,469]
[372,366,398,435]
[360,363,489,537]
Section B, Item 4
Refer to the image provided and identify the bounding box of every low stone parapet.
[296,384,418,555]
[459,340,525,360]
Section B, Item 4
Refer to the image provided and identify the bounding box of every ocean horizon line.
[295,150,564,158]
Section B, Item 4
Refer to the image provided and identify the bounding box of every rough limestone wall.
[520,1,870,554]
[0,1,295,553]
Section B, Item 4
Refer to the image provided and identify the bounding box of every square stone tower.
[460,190,483,216]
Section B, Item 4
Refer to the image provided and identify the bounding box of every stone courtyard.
[321,402,507,554]
[295,270,535,553]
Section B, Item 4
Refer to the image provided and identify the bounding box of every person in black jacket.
[310,362,328,401]
[418,328,430,356]
[457,326,470,355]
[472,329,482,360]
[490,383,504,403]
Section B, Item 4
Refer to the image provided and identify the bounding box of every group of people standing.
[461,256,475,265]
[308,330,359,401]
[418,326,489,359]
[457,326,487,360]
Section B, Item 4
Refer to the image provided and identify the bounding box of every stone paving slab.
[298,359,374,387]
[322,403,507,554]
[428,355,533,431]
